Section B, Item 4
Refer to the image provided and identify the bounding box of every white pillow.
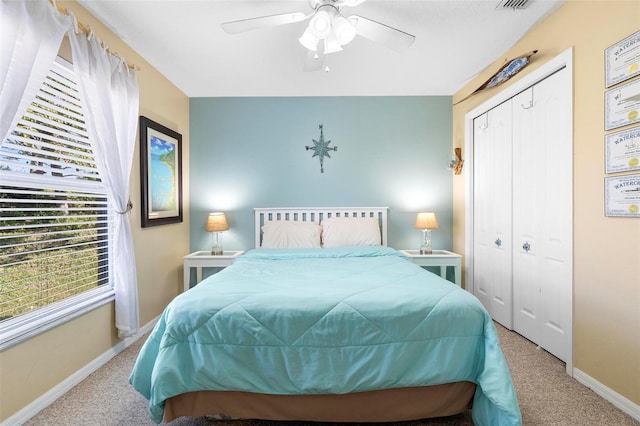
[321,217,381,247]
[261,220,322,248]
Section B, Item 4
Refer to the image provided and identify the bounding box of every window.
[0,56,114,349]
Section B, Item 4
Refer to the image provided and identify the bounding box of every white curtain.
[0,0,69,142]
[68,24,140,338]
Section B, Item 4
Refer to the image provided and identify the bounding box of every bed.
[130,207,521,425]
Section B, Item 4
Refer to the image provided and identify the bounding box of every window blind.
[0,57,112,324]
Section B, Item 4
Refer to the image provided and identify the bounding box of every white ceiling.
[78,0,563,97]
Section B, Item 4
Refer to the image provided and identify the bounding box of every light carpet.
[24,323,638,425]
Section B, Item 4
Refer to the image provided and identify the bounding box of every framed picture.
[604,79,640,130]
[605,30,640,88]
[605,174,640,217]
[605,126,640,173]
[139,116,183,227]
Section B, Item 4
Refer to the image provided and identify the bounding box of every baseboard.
[1,316,160,426]
[573,368,640,422]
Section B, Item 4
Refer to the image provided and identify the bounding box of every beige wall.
[0,1,190,421]
[452,0,640,406]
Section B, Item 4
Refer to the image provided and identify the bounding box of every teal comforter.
[130,246,521,425]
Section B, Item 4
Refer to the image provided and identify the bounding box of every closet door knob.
[523,242,531,252]
[495,238,502,247]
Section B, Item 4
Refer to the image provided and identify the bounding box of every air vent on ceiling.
[496,0,530,9]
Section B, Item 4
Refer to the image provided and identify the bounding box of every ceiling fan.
[220,0,416,72]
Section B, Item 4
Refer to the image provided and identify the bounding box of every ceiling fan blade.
[303,44,326,72]
[349,15,415,51]
[221,12,309,34]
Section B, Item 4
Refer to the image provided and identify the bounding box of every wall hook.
[521,86,534,109]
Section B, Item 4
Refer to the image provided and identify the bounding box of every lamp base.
[211,232,223,256]
[420,229,432,255]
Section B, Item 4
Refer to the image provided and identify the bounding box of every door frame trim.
[463,47,573,374]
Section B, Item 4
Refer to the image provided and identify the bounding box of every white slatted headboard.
[254,207,388,248]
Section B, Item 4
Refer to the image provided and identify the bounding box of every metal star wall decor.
[305,124,337,173]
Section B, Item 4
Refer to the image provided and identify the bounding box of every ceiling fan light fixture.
[299,27,320,51]
[309,9,332,38]
[333,14,356,45]
[324,33,343,54]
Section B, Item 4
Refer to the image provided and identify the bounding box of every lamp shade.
[333,14,356,45]
[323,32,343,54]
[206,212,229,232]
[415,212,438,230]
[309,8,332,38]
[299,27,319,51]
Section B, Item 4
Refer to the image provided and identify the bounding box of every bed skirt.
[163,382,476,423]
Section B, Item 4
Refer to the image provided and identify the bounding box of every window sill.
[0,288,115,351]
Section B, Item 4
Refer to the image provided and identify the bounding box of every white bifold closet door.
[473,100,513,329]
[472,67,571,362]
[512,68,572,362]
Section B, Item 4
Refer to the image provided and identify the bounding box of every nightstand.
[399,249,462,287]
[183,250,244,292]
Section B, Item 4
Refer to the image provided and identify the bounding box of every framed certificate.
[605,79,640,130]
[605,174,640,217]
[605,126,640,173]
[605,31,640,88]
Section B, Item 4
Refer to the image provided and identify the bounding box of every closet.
[471,67,572,363]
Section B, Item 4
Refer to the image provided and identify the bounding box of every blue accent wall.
[189,96,452,252]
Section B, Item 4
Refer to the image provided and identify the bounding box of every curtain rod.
[48,0,141,71]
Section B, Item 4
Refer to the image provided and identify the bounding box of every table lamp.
[206,212,229,255]
[415,212,438,254]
